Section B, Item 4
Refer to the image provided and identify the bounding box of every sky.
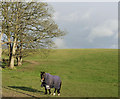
[48,2,118,49]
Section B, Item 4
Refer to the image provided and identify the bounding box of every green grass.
[2,49,118,97]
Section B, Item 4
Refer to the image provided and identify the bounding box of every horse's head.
[40,72,46,82]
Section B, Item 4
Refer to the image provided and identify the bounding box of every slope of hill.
[2,49,118,97]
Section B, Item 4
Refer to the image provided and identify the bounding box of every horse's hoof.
[58,93,60,96]
[53,93,56,96]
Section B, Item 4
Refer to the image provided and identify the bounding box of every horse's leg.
[53,88,56,96]
[57,89,60,96]
[48,89,51,95]
[57,81,62,96]
[45,87,47,94]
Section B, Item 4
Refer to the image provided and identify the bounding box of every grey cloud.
[49,2,118,49]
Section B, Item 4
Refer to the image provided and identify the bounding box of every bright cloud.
[53,9,93,23]
[81,9,93,20]
[51,2,118,49]
[54,38,67,49]
[53,12,79,22]
[111,44,118,49]
[88,19,118,42]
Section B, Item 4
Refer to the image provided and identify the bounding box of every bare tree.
[0,2,65,69]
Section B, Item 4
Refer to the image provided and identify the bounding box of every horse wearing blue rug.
[40,72,62,96]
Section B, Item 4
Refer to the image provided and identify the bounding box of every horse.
[40,72,62,96]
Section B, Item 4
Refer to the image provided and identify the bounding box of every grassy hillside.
[2,49,118,97]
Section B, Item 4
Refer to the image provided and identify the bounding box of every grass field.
[2,49,118,97]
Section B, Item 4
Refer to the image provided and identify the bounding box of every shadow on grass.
[8,86,44,93]
[2,86,44,99]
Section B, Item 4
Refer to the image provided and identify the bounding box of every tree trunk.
[9,3,19,69]
[17,56,22,66]
[20,57,22,65]
[9,37,17,69]
[0,32,3,70]
[0,32,3,99]
[17,40,23,66]
[8,38,12,66]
